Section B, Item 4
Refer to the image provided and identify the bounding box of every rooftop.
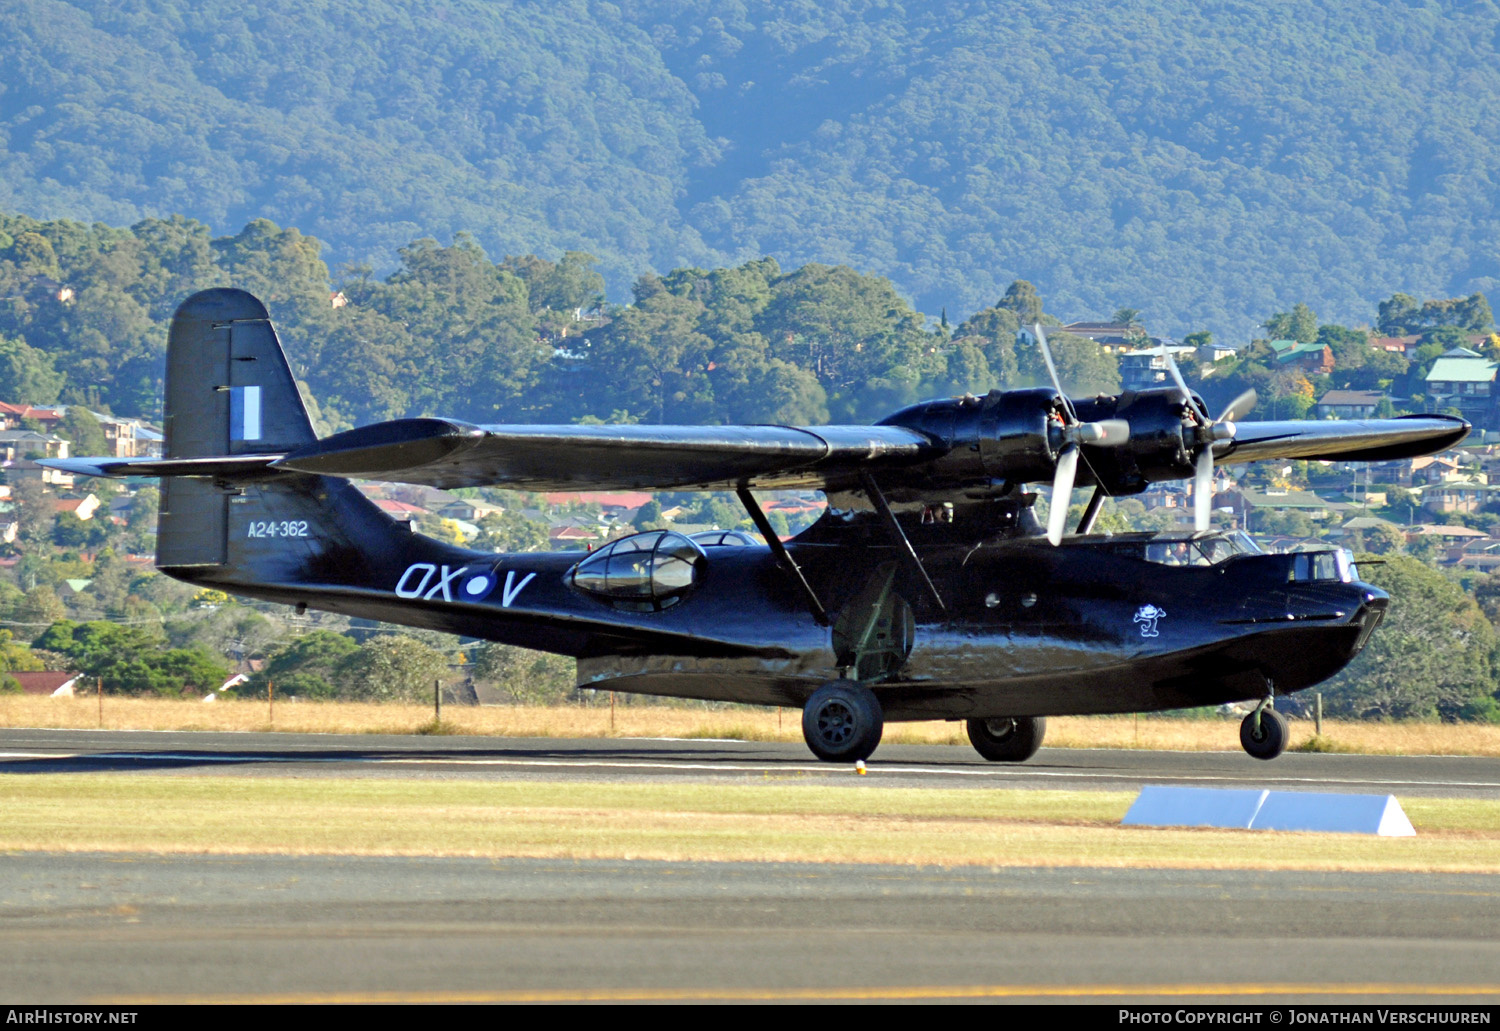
[1427,356,1498,383]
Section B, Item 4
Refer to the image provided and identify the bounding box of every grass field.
[1,775,1496,871]
[4,694,1500,757]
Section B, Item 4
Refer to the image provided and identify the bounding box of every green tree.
[952,306,1022,387]
[32,619,226,695]
[1319,556,1494,720]
[0,334,65,403]
[16,586,66,625]
[996,281,1044,326]
[339,635,450,702]
[470,643,575,704]
[474,510,550,553]
[246,629,359,699]
[57,407,109,458]
[1017,330,1121,394]
[1264,303,1318,343]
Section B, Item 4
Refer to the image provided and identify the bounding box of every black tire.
[966,716,1046,762]
[801,681,884,762]
[1240,707,1288,760]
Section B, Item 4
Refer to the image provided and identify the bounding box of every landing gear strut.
[801,681,884,762]
[1240,695,1288,760]
[966,716,1047,762]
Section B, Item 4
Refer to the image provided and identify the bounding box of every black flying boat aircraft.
[47,290,1470,762]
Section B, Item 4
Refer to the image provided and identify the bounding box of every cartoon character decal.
[1133,604,1165,637]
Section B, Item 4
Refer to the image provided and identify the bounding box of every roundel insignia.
[461,571,499,601]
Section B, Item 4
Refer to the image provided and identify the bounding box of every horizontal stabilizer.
[40,455,280,479]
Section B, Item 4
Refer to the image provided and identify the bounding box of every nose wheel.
[1240,704,1288,760]
[801,681,884,762]
[966,716,1047,762]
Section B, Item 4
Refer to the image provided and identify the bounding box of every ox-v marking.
[395,563,535,606]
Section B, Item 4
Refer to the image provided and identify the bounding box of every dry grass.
[1,775,1497,871]
[3,694,1500,756]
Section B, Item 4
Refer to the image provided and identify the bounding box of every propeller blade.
[1159,342,1210,423]
[1034,323,1076,424]
[1047,444,1079,546]
[1217,388,1258,425]
[1194,448,1214,532]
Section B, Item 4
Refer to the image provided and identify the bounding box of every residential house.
[1214,488,1348,525]
[1195,341,1239,364]
[1369,335,1420,355]
[0,403,64,432]
[51,494,100,521]
[1339,515,1404,536]
[1054,322,1141,354]
[89,412,159,459]
[372,499,429,523]
[549,525,600,545]
[4,456,73,487]
[1138,483,1191,511]
[1416,477,1499,515]
[1405,523,1491,545]
[1447,537,1500,571]
[1315,390,1386,419]
[0,429,68,462]
[1425,347,1498,427]
[1116,346,1198,392]
[1267,340,1334,374]
[1411,454,1467,486]
[11,672,83,696]
[437,499,506,522]
[542,491,653,519]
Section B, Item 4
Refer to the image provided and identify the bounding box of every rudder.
[159,290,321,569]
[164,289,317,459]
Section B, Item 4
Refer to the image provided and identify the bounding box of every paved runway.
[1,727,1498,798]
[2,729,1498,1003]
[0,854,1496,1003]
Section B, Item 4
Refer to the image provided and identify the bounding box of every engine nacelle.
[880,387,1062,487]
[882,387,1202,497]
[1073,389,1200,494]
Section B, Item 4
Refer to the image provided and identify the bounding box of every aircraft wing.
[267,418,940,491]
[41,409,1468,493]
[1215,415,1470,465]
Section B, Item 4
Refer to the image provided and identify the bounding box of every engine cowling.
[880,386,1199,496]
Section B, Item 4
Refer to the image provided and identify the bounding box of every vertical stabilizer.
[159,289,320,568]
[164,289,317,459]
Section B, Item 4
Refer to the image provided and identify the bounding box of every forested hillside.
[5,1,1500,339]
[0,210,1129,426]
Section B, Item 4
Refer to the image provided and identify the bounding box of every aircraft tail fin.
[119,288,417,581]
[163,288,318,459]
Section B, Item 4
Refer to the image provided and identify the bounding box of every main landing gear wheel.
[1240,707,1289,760]
[801,681,884,763]
[966,716,1047,762]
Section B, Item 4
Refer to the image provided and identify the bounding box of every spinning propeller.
[1157,343,1256,531]
[1032,325,1132,545]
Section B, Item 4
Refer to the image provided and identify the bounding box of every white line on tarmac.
[1,750,1496,792]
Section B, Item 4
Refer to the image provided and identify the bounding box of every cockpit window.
[568,530,707,612]
[689,530,759,548]
[1289,549,1356,583]
[1108,532,1262,567]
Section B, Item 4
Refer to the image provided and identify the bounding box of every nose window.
[568,530,707,611]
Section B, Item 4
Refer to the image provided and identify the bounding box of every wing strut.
[1076,488,1106,535]
[736,487,829,626]
[858,472,946,612]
